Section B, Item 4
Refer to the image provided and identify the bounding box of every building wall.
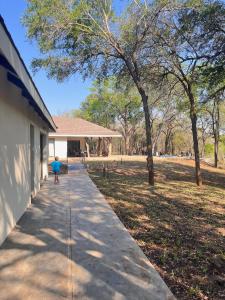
[49,138,55,157]
[0,66,49,245]
[49,137,87,158]
[54,138,67,158]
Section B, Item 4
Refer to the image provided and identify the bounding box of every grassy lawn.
[87,156,225,300]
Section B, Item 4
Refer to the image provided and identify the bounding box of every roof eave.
[0,15,56,131]
[49,134,122,138]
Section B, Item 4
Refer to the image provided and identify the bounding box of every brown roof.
[49,116,121,137]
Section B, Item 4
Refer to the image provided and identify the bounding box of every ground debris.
[88,157,225,300]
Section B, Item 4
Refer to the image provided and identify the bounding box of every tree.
[23,0,225,185]
[150,0,225,185]
[151,85,181,155]
[111,87,143,155]
[197,108,212,158]
[80,80,116,128]
[78,79,143,154]
[205,94,225,167]
[23,0,167,185]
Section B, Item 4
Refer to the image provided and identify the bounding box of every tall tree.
[23,0,166,185]
[23,0,225,185]
[150,0,225,185]
[205,94,225,167]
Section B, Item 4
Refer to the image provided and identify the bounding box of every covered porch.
[49,116,121,158]
[49,136,117,158]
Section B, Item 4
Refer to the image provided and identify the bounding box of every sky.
[0,0,131,115]
[0,0,93,115]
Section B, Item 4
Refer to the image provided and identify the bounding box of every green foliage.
[23,0,225,177]
[220,135,225,145]
[205,140,225,162]
[80,80,116,127]
[205,143,214,156]
[79,78,142,129]
[219,140,225,158]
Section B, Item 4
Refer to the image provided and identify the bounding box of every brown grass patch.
[87,157,225,300]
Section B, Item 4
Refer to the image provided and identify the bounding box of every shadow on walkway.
[0,164,175,300]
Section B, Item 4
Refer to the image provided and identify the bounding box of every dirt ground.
[86,156,225,300]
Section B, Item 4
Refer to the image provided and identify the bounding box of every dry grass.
[87,156,225,300]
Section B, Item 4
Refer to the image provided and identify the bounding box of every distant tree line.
[67,78,225,166]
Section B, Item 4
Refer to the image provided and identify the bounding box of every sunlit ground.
[87,156,225,300]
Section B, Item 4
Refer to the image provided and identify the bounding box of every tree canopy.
[23,0,225,185]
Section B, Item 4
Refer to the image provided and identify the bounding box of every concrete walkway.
[0,164,175,300]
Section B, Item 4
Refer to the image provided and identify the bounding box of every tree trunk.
[214,100,220,168]
[102,138,108,156]
[171,136,175,155]
[122,57,154,184]
[124,135,130,155]
[165,130,172,154]
[189,92,202,186]
[152,123,163,155]
[140,90,154,185]
[214,133,219,168]
[152,141,157,155]
[97,138,102,156]
[201,137,206,158]
[124,117,129,155]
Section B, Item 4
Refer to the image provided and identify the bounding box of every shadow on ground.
[88,159,225,300]
[0,168,174,300]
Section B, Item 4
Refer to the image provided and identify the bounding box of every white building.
[49,116,121,158]
[0,16,56,245]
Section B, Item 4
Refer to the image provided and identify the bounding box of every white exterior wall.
[43,135,49,180]
[49,138,55,157]
[0,66,50,245]
[50,137,87,158]
[54,138,68,158]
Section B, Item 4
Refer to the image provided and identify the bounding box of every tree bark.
[213,100,220,168]
[152,123,163,155]
[108,137,112,156]
[97,138,102,156]
[214,134,219,168]
[171,136,175,155]
[189,92,202,186]
[165,129,172,154]
[124,135,129,155]
[201,136,206,158]
[122,56,154,184]
[140,89,154,185]
[123,112,130,155]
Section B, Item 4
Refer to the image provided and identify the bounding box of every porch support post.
[108,137,112,156]
[85,138,90,157]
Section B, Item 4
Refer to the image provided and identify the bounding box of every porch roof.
[49,116,122,138]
